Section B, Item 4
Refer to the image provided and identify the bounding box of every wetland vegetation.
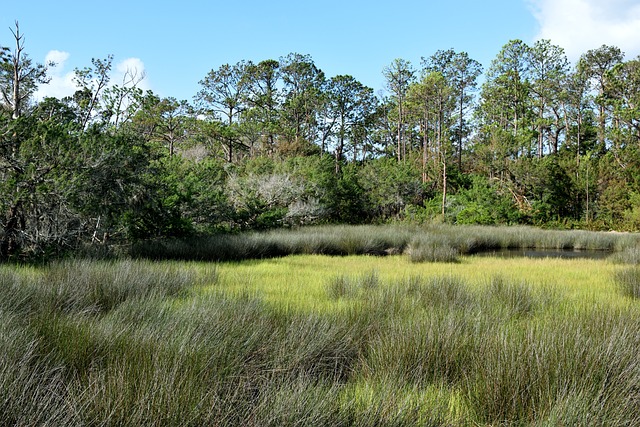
[2,225,640,426]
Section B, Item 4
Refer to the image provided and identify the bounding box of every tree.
[349,96,380,163]
[564,66,594,164]
[325,75,376,172]
[0,23,61,258]
[578,45,624,148]
[0,21,50,119]
[101,66,146,129]
[195,61,250,162]
[73,55,113,129]
[242,59,281,155]
[383,58,415,161]
[0,108,89,258]
[407,71,453,184]
[359,157,427,220]
[280,53,326,151]
[483,40,532,146]
[528,40,569,157]
[130,93,193,157]
[606,57,640,146]
[423,49,482,167]
[407,71,454,215]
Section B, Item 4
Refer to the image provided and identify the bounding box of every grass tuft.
[614,266,640,299]
[407,235,460,263]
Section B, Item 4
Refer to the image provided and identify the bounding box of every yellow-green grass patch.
[209,254,629,313]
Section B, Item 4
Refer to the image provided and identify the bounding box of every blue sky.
[3,0,640,101]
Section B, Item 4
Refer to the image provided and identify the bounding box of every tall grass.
[333,273,640,426]
[1,256,639,425]
[131,224,639,263]
[615,266,640,299]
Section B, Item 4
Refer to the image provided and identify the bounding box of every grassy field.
[2,225,640,426]
[213,254,623,312]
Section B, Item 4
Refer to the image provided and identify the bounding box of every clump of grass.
[327,271,380,300]
[35,259,216,315]
[407,235,459,263]
[614,266,640,299]
[275,312,367,382]
[247,376,346,427]
[465,309,640,426]
[339,379,458,426]
[327,275,359,300]
[131,224,640,264]
[483,275,537,317]
[0,309,80,426]
[403,275,475,310]
[612,244,640,265]
[363,311,478,387]
[425,224,629,253]
[131,225,416,261]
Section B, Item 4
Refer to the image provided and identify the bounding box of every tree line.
[2,21,640,259]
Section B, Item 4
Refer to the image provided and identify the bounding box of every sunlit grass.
[211,254,624,312]
[2,239,640,425]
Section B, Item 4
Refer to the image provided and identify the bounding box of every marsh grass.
[612,243,640,265]
[406,235,460,263]
[615,266,640,299]
[1,254,639,425]
[131,224,639,264]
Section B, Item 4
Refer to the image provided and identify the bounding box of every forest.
[2,22,640,260]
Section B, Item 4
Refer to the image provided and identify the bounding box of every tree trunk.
[1,201,24,259]
[422,116,428,183]
[441,158,447,218]
[11,23,22,119]
[397,100,403,162]
[458,93,463,168]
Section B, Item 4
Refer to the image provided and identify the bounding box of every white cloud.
[528,0,640,63]
[45,50,70,67]
[113,57,151,92]
[35,50,76,100]
[35,52,151,101]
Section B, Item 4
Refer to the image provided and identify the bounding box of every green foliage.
[511,156,577,224]
[359,157,428,220]
[452,175,522,225]
[330,163,368,223]
[0,114,82,258]
[7,25,640,261]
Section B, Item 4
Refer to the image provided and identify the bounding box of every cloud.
[35,52,151,101]
[45,50,70,67]
[35,50,76,100]
[528,0,640,62]
[113,57,151,92]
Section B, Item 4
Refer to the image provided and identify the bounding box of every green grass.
[2,225,640,425]
[131,224,639,263]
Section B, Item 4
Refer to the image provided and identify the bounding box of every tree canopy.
[3,23,640,260]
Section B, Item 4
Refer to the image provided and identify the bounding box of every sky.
[3,0,640,102]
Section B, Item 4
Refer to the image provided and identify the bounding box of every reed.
[130,224,640,264]
[614,266,640,299]
[0,254,638,425]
